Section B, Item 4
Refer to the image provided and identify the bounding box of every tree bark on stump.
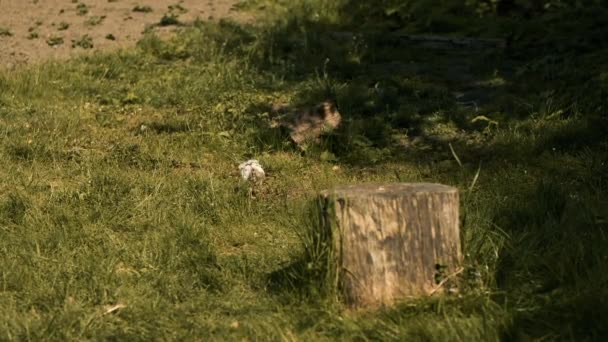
[319,183,461,307]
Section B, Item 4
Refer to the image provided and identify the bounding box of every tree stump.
[319,183,461,307]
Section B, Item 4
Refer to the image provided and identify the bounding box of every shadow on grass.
[489,178,608,340]
[222,1,607,170]
[266,259,312,296]
[135,3,607,167]
[264,200,339,302]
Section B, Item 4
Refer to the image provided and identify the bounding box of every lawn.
[0,0,606,340]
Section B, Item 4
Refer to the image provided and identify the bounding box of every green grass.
[46,35,64,47]
[0,27,13,37]
[71,35,94,49]
[76,2,88,16]
[0,0,607,340]
[58,22,70,31]
[159,14,180,26]
[85,16,106,27]
[27,32,40,40]
[132,5,153,13]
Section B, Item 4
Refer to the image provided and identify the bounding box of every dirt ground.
[0,0,245,69]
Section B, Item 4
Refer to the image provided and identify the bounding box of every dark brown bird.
[271,100,341,146]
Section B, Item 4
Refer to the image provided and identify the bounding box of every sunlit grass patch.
[0,0,606,340]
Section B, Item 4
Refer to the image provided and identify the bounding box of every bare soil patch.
[0,0,246,69]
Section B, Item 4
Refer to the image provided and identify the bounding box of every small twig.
[448,143,463,167]
[469,162,482,192]
[429,267,464,296]
[103,303,127,315]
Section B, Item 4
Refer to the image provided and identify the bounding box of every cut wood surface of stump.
[320,183,461,308]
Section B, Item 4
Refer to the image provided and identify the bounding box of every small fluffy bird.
[238,159,265,182]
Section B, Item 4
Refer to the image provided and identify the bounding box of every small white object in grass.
[238,159,265,182]
[103,303,127,315]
